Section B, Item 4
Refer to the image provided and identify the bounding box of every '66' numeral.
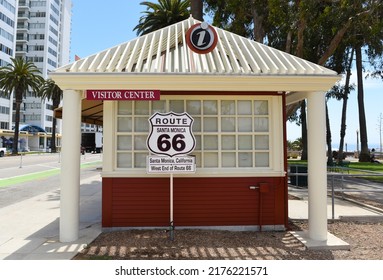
[157,134,186,152]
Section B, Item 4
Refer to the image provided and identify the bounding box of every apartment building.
[16,0,72,138]
[0,0,17,130]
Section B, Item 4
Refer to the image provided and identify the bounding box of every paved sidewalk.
[0,174,102,260]
[1,175,382,260]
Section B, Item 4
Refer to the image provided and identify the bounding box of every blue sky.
[70,0,383,150]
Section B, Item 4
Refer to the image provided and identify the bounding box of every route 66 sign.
[186,22,218,54]
[147,112,196,157]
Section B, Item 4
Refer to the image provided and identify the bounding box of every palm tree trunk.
[51,118,57,153]
[337,48,354,163]
[300,100,308,160]
[326,103,333,165]
[13,101,21,155]
[191,0,203,21]
[355,46,370,162]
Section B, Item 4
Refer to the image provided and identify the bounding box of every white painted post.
[307,91,328,241]
[60,90,82,242]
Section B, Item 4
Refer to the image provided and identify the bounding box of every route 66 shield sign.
[147,112,196,157]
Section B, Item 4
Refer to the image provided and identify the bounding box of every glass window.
[221,100,235,115]
[204,135,218,150]
[115,98,271,169]
[221,117,235,132]
[203,100,217,115]
[117,117,132,132]
[135,101,149,115]
[203,117,218,132]
[222,135,235,150]
[254,117,269,132]
[117,135,132,150]
[169,100,184,112]
[238,100,252,115]
[187,100,201,114]
[254,100,268,115]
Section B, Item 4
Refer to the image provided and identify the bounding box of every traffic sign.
[147,112,196,157]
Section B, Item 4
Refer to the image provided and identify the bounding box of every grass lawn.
[288,159,383,183]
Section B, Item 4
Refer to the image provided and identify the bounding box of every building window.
[115,97,272,171]
[1,121,9,129]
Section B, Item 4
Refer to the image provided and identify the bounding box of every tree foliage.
[134,0,191,36]
[0,57,44,154]
[38,79,63,153]
[204,0,383,162]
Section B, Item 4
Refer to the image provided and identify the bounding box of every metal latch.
[249,186,259,190]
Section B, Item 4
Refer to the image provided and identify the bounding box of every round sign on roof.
[186,22,218,54]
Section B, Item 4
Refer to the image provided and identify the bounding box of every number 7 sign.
[147,112,196,157]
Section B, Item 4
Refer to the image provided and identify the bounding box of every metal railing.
[288,165,383,219]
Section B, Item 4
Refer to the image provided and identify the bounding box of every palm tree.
[38,79,63,153]
[0,57,44,155]
[134,0,190,36]
[190,0,203,20]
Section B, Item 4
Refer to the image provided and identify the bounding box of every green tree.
[38,79,63,153]
[0,57,43,155]
[134,0,191,36]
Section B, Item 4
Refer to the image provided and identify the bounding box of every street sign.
[86,89,160,100]
[147,155,196,174]
[186,22,218,54]
[147,112,196,157]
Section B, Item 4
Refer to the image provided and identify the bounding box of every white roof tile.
[54,17,337,76]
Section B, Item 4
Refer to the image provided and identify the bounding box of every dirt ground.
[73,219,383,260]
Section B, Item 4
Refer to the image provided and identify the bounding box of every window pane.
[255,152,269,167]
[254,100,268,115]
[134,153,147,168]
[238,135,252,150]
[238,117,252,132]
[117,153,132,168]
[194,135,201,150]
[135,117,149,132]
[203,117,218,132]
[187,100,201,114]
[222,135,235,150]
[169,100,184,112]
[221,100,235,115]
[134,135,147,150]
[134,101,149,115]
[239,152,252,167]
[152,100,166,113]
[117,135,132,150]
[192,117,201,132]
[192,152,202,167]
[255,135,269,150]
[222,152,236,167]
[204,135,218,150]
[118,101,132,115]
[221,117,235,132]
[204,152,218,167]
[238,100,252,115]
[254,117,269,132]
[117,117,132,132]
[203,100,217,115]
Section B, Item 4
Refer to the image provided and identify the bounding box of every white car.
[0,147,6,157]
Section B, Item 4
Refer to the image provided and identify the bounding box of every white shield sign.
[147,112,196,157]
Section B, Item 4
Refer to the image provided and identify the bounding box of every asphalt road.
[0,153,102,208]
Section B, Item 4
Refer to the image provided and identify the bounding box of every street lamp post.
[356,129,359,158]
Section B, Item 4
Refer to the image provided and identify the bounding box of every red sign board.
[86,90,160,100]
